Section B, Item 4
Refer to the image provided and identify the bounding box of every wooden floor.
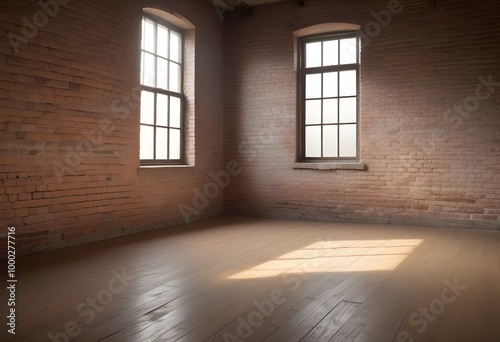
[3,216,500,342]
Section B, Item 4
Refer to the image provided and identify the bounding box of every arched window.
[295,24,361,161]
[139,8,194,166]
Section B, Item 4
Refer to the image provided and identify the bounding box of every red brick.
[222,0,500,231]
[32,192,44,199]
[62,231,80,240]
[17,193,32,201]
[23,215,45,225]
[0,0,224,256]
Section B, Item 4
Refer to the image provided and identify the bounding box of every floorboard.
[2,216,499,342]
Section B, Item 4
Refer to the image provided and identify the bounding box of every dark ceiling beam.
[236,1,253,15]
[288,0,305,8]
[206,0,252,19]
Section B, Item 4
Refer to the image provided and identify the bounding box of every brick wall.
[0,0,224,256]
[1,0,499,257]
[223,0,500,229]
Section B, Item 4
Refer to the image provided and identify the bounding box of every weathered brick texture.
[1,0,499,257]
[0,0,224,255]
[223,0,500,229]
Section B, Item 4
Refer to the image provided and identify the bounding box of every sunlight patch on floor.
[228,239,423,279]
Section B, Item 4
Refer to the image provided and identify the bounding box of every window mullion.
[320,72,324,158]
[167,95,170,160]
[305,64,356,74]
[154,23,158,160]
[153,93,157,160]
[337,59,341,158]
[166,28,170,160]
[320,42,324,158]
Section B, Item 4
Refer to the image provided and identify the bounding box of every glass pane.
[305,74,321,99]
[140,125,154,160]
[156,127,168,159]
[143,52,155,87]
[140,91,154,125]
[323,40,338,66]
[305,100,321,125]
[144,19,155,53]
[339,124,357,157]
[170,31,181,63]
[156,94,168,126]
[169,62,181,93]
[157,25,169,58]
[340,38,357,65]
[323,72,338,98]
[323,125,338,157]
[305,125,321,158]
[169,129,181,159]
[157,57,168,90]
[339,97,357,123]
[170,96,181,128]
[140,51,144,85]
[141,18,145,50]
[323,99,338,124]
[339,70,356,96]
[305,42,321,68]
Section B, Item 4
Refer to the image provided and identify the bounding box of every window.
[140,15,184,165]
[300,32,359,161]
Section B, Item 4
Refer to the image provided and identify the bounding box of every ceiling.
[206,0,296,12]
[242,0,286,5]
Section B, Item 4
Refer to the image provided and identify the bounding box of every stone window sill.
[293,162,367,171]
[137,165,194,174]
